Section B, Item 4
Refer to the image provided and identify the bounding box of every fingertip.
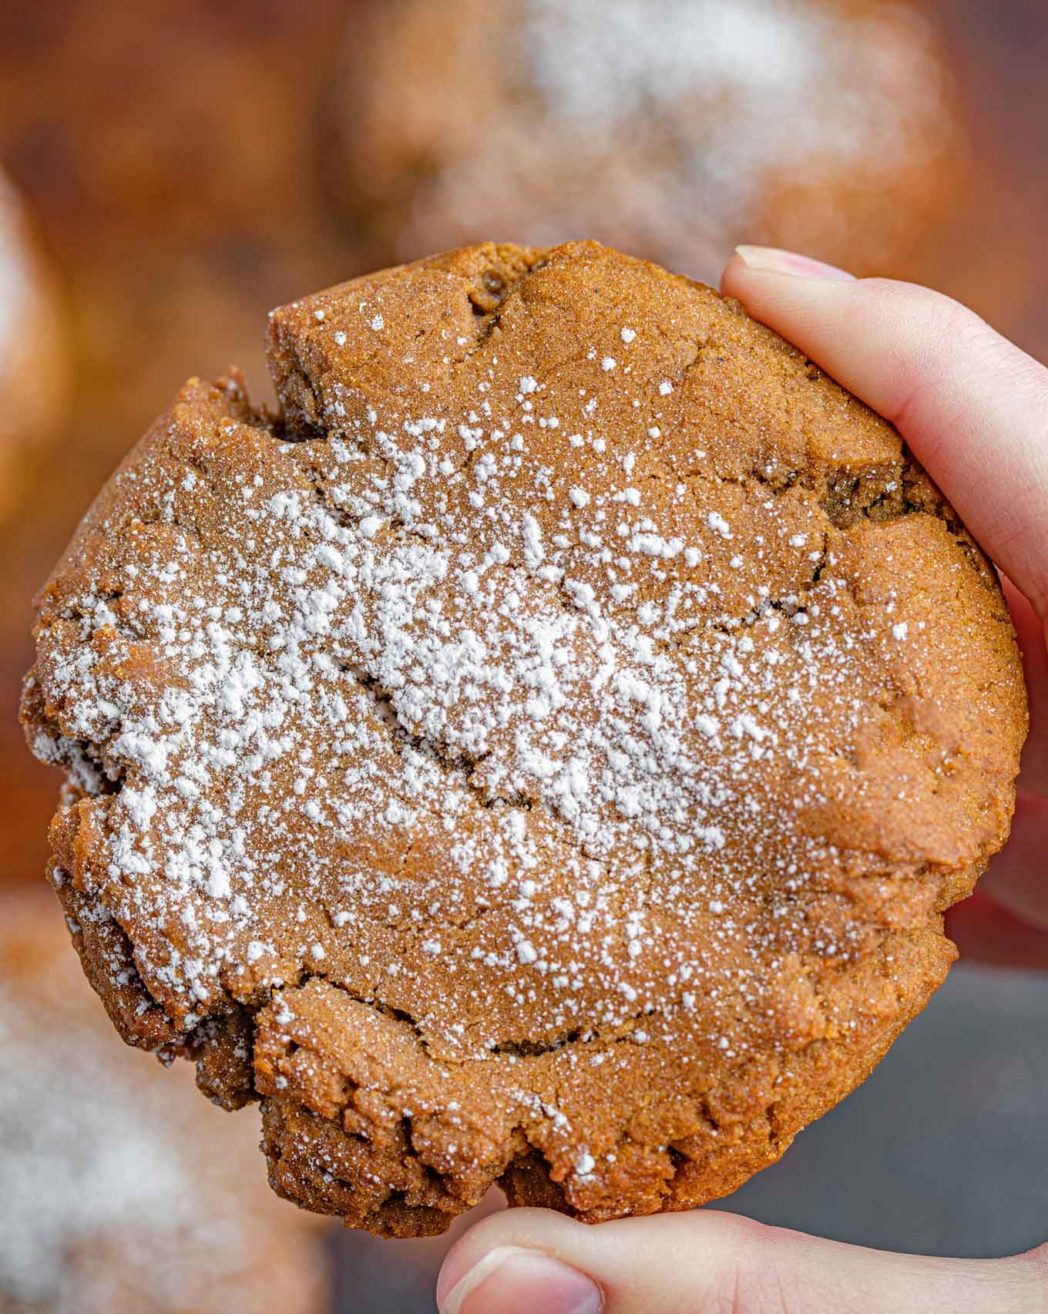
[721,245,856,296]
[435,1231,476,1310]
[436,1218,502,1310]
[438,1246,603,1314]
[719,248,749,297]
[718,247,863,358]
[435,1204,1044,1314]
[436,1209,583,1311]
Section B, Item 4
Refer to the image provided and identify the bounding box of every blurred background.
[0,2,1045,1311]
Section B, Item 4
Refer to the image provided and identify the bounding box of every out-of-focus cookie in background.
[326,0,1044,346]
[0,888,328,1314]
[0,173,68,529]
[328,0,965,282]
[0,168,70,878]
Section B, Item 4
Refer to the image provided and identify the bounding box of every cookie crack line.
[256,921,942,1229]
[22,241,1026,1236]
[462,247,551,350]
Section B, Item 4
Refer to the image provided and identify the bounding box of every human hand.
[434,248,1048,1314]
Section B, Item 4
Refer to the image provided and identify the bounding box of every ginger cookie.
[23,242,1026,1236]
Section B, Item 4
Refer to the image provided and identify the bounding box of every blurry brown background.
[0,3,1045,1311]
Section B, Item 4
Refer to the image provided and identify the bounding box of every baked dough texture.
[23,242,1026,1236]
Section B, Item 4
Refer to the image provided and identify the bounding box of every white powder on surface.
[29,311,900,1082]
[33,221,996,1231]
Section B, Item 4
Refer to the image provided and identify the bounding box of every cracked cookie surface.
[23,241,1026,1235]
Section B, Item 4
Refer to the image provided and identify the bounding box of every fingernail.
[734,245,855,281]
[439,1245,604,1314]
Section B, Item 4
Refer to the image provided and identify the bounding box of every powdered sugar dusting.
[28,281,920,1091]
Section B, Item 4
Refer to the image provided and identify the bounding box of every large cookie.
[23,242,1026,1236]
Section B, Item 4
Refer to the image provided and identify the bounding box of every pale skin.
[435,247,1048,1314]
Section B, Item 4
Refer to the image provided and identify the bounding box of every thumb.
[436,1207,1048,1314]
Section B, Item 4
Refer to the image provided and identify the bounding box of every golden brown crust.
[23,241,1026,1235]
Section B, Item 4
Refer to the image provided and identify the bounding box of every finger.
[947,890,1048,971]
[436,1207,1048,1314]
[721,248,1048,620]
